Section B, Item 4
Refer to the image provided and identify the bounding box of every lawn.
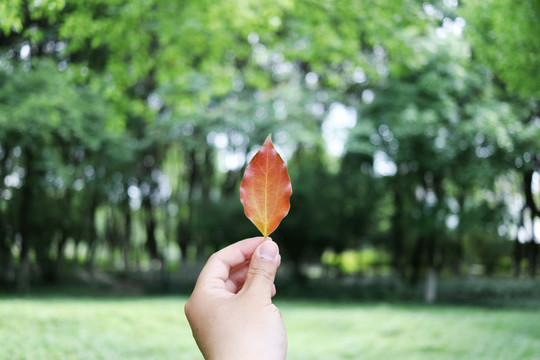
[0,297,539,360]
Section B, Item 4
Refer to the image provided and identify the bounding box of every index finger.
[197,237,266,286]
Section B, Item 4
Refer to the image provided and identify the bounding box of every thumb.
[242,239,280,299]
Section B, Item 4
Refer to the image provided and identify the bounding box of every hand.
[184,237,287,360]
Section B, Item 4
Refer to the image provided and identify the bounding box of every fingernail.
[258,240,278,260]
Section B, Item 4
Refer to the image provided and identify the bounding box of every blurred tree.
[278,142,339,279]
[348,30,524,300]
[0,59,128,289]
[1,0,538,292]
[462,0,540,277]
[462,0,540,98]
[462,201,511,276]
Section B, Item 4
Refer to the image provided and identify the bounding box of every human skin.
[184,237,287,360]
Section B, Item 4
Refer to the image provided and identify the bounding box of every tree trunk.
[513,238,522,278]
[54,232,68,281]
[123,201,132,272]
[0,145,12,284]
[143,196,169,291]
[177,147,200,273]
[0,219,12,284]
[17,257,30,293]
[391,183,404,290]
[17,149,35,292]
[85,197,98,277]
[222,168,243,196]
[425,231,438,303]
[177,220,189,267]
[523,170,540,217]
[410,236,424,285]
[143,197,160,261]
[424,267,437,304]
[527,240,538,278]
[522,170,539,278]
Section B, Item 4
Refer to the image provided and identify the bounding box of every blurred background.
[0,0,539,306]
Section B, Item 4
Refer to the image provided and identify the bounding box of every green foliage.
[0,59,132,282]
[1,0,539,291]
[322,247,390,275]
[0,0,24,35]
[462,0,540,97]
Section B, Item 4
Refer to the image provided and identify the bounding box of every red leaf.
[240,134,292,238]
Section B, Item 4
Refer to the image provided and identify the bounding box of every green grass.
[0,297,539,360]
